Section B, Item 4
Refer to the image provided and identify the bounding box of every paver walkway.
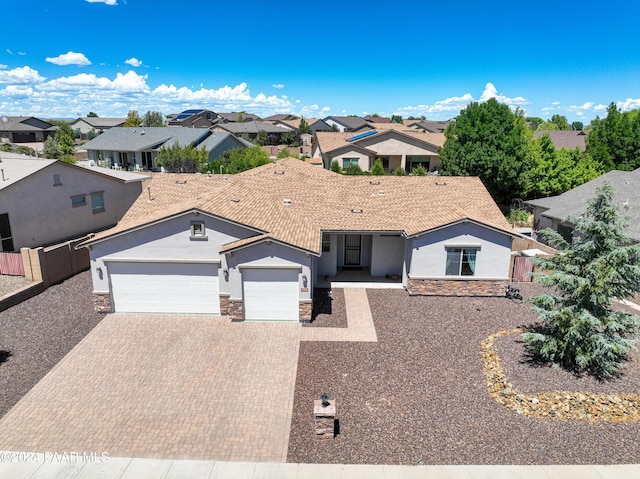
[0,314,301,462]
[301,288,377,342]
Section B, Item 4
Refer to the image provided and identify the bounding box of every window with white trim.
[445,247,477,276]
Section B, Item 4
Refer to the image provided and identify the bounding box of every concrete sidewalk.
[1,455,639,478]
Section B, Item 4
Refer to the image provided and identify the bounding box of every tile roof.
[214,121,289,134]
[315,130,446,154]
[525,168,640,242]
[85,158,514,254]
[2,116,56,132]
[532,130,587,151]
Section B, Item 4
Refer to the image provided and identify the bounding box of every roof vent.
[369,180,380,185]
[274,170,285,175]
[283,198,292,206]
[351,209,363,214]
[435,181,447,186]
[378,190,384,196]
[231,198,240,203]
[175,180,187,185]
[223,176,228,181]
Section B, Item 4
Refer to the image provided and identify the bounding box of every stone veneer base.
[407,279,508,297]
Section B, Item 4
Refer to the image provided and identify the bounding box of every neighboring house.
[263,114,300,122]
[0,116,57,143]
[406,120,452,133]
[82,127,250,171]
[167,109,219,128]
[213,120,290,143]
[525,168,640,243]
[217,112,261,123]
[0,152,148,251]
[71,117,125,139]
[364,115,391,124]
[313,130,446,172]
[81,158,517,319]
[322,116,372,133]
[532,130,587,151]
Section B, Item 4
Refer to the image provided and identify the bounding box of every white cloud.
[395,83,529,120]
[0,66,45,84]
[593,104,608,112]
[552,101,561,106]
[46,51,91,66]
[2,85,34,98]
[272,83,284,89]
[321,106,330,112]
[18,52,26,56]
[6,49,11,55]
[479,82,529,106]
[0,64,6,69]
[567,102,593,113]
[86,0,117,4]
[124,57,142,67]
[617,98,640,111]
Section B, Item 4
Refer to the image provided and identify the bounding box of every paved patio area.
[0,313,301,462]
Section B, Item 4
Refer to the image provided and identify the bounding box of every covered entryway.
[242,267,300,321]
[344,234,362,266]
[108,261,220,314]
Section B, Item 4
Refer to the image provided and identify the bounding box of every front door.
[344,234,361,266]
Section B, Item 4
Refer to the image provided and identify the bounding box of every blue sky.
[0,0,638,122]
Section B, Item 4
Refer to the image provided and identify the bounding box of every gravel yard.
[288,284,640,465]
[304,288,347,328]
[0,275,32,298]
[0,271,103,417]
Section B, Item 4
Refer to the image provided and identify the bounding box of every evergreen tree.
[330,160,342,173]
[523,185,640,378]
[298,117,310,135]
[124,110,142,127]
[371,157,385,175]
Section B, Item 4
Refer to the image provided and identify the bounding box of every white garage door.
[243,268,299,321]
[109,262,220,314]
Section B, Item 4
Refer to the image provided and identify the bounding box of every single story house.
[0,116,57,143]
[212,121,290,144]
[70,117,125,139]
[0,152,148,251]
[167,109,219,128]
[313,129,445,173]
[81,158,517,320]
[82,127,251,171]
[406,120,452,133]
[525,168,640,243]
[532,130,587,152]
[322,116,372,133]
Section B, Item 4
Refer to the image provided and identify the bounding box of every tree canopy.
[586,103,640,171]
[439,98,531,204]
[142,110,165,127]
[87,111,99,117]
[523,185,640,378]
[155,142,208,173]
[202,146,271,174]
[124,110,142,127]
[298,117,310,135]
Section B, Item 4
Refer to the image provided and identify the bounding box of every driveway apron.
[0,314,301,462]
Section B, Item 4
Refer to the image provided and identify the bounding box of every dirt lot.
[288,284,640,465]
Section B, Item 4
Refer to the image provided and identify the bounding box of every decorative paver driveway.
[0,314,301,462]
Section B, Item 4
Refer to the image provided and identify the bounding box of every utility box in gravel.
[314,399,336,439]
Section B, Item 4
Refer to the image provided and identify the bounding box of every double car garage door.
[108,262,300,320]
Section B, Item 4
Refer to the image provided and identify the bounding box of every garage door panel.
[109,262,220,314]
[243,269,299,321]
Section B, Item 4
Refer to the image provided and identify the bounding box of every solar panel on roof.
[182,109,203,114]
[173,114,191,121]
[347,130,377,142]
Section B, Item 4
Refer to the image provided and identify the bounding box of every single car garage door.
[109,261,220,314]
[242,268,299,321]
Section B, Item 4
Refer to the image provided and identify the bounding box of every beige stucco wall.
[1,162,144,250]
